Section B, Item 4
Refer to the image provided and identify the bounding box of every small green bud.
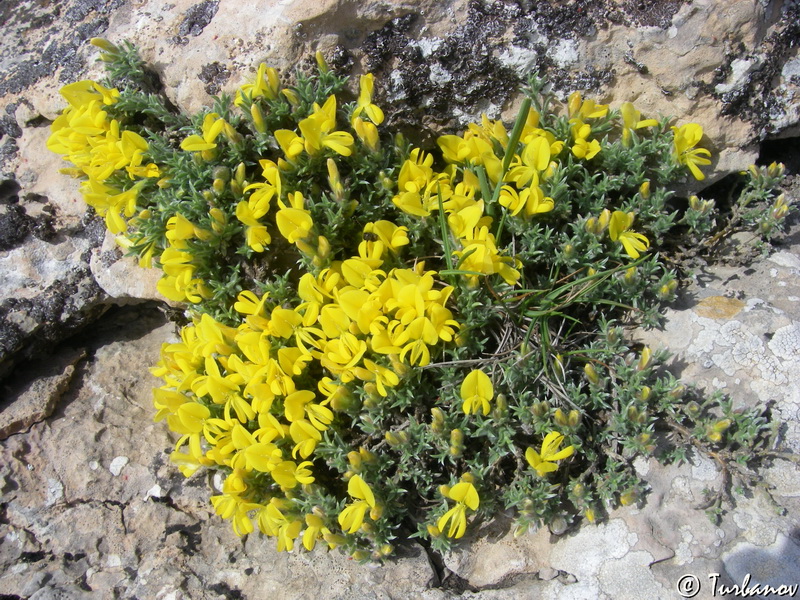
[370,504,384,520]
[431,407,445,433]
[213,166,231,182]
[563,244,575,258]
[212,178,226,194]
[347,451,362,470]
[684,400,701,417]
[713,418,732,433]
[532,402,550,418]
[638,386,651,401]
[637,347,652,371]
[494,393,508,416]
[584,363,599,385]
[767,161,785,177]
[450,428,464,448]
[670,385,686,400]
[359,448,377,464]
[572,483,586,498]
[315,50,330,73]
[385,431,402,446]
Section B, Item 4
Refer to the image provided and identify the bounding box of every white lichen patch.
[109,456,129,477]
[598,551,668,599]
[497,44,539,75]
[690,452,719,482]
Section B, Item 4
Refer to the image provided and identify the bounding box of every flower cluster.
[49,39,780,561]
[46,78,160,235]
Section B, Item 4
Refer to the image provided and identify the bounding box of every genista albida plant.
[48,39,791,559]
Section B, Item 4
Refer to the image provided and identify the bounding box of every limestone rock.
[0,346,85,440]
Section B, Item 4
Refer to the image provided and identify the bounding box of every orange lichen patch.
[694,296,745,320]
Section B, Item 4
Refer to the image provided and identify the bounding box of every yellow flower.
[235,63,280,106]
[525,431,575,477]
[180,113,225,152]
[620,102,658,147]
[608,210,650,259]
[338,474,376,533]
[276,191,313,244]
[437,481,479,539]
[567,92,608,120]
[298,95,355,156]
[460,369,493,415]
[351,73,384,125]
[672,123,712,180]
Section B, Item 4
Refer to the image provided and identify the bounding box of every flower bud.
[684,400,701,418]
[619,489,638,506]
[596,209,610,233]
[347,451,362,470]
[670,384,686,400]
[767,161,785,177]
[637,346,652,371]
[532,401,550,418]
[554,408,569,426]
[568,91,582,118]
[250,103,266,133]
[370,504,384,520]
[359,447,377,463]
[568,409,580,427]
[713,418,732,432]
[213,166,230,182]
[323,532,347,547]
[584,363,599,385]
[90,37,120,54]
[494,393,508,416]
[638,386,651,401]
[427,524,441,538]
[460,472,475,484]
[639,180,650,199]
[282,88,299,106]
[212,178,226,194]
[385,431,402,446]
[431,407,445,433]
[584,507,596,523]
[315,50,330,73]
[450,429,464,448]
